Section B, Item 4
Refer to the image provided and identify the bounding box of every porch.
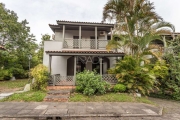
[46,50,124,86]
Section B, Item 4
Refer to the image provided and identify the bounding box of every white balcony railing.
[63,39,108,49]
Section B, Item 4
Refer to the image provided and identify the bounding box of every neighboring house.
[43,20,124,85]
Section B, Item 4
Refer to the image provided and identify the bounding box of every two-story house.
[43,20,124,86]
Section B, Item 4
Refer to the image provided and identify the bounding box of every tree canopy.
[0,3,39,79]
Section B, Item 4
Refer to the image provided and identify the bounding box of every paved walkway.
[0,102,162,119]
[0,93,14,100]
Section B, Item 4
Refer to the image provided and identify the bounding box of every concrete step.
[47,90,71,95]
[44,90,71,102]
[47,86,76,90]
[44,95,69,102]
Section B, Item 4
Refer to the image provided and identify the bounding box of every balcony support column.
[62,25,65,42]
[79,26,81,48]
[95,27,97,49]
[73,56,77,85]
[99,57,103,75]
[105,31,107,40]
[110,27,113,40]
[49,55,52,75]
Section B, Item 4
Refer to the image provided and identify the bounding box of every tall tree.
[103,0,175,56]
[0,3,38,79]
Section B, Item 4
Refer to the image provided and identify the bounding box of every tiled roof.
[56,20,114,25]
[49,24,58,26]
[46,50,124,55]
[0,45,5,50]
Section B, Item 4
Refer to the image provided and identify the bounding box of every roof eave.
[56,20,114,27]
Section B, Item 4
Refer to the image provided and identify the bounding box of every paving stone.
[3,105,16,110]
[0,105,5,109]
[93,108,106,114]
[45,109,68,115]
[17,110,32,115]
[24,105,38,110]
[56,104,68,109]
[68,109,75,114]
[3,109,20,115]
[142,109,157,114]
[13,105,27,110]
[0,110,7,114]
[29,109,46,115]
[34,105,48,110]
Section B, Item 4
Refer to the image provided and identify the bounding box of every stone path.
[0,102,162,119]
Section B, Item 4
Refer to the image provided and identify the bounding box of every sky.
[1,0,180,43]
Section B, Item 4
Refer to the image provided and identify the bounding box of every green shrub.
[109,56,156,95]
[76,70,110,96]
[113,84,126,92]
[9,67,28,79]
[31,64,49,91]
[0,70,4,80]
[0,69,12,80]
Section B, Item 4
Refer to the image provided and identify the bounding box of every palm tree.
[104,0,175,57]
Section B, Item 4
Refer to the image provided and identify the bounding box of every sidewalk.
[0,102,162,119]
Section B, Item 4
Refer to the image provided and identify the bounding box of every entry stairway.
[44,86,75,102]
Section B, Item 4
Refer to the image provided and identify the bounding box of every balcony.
[63,39,108,49]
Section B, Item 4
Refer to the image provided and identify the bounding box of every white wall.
[108,57,116,68]
[43,41,69,76]
[55,30,63,41]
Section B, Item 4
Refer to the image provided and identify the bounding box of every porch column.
[95,26,97,49]
[73,56,77,85]
[105,31,107,40]
[99,57,103,75]
[62,25,65,42]
[110,27,113,40]
[79,26,81,48]
[49,55,52,74]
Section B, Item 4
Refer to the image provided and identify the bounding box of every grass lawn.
[0,90,47,102]
[0,79,29,89]
[69,93,154,104]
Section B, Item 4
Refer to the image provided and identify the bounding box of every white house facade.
[43,20,125,86]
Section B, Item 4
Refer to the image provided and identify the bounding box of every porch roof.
[46,50,124,57]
